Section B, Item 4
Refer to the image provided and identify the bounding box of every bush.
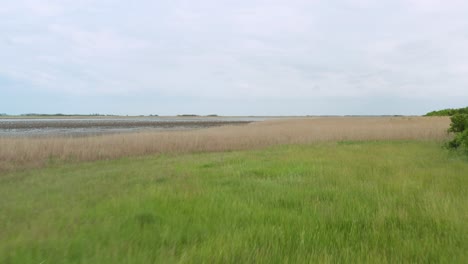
[448,114,468,153]
[448,114,468,133]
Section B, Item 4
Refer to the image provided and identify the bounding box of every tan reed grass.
[0,116,450,172]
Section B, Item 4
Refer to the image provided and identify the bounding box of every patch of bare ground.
[0,117,450,172]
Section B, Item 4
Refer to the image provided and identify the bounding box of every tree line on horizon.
[424,106,468,116]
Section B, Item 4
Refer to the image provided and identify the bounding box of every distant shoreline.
[0,114,417,119]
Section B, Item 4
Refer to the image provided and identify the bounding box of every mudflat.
[0,116,266,136]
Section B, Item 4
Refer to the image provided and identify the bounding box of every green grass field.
[1,141,467,263]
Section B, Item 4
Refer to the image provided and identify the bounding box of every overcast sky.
[1,0,467,115]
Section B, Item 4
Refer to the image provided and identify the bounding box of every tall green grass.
[1,141,467,263]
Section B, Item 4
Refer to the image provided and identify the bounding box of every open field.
[0,116,450,172]
[1,141,467,263]
[1,116,466,263]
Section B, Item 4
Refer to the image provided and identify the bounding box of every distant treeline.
[20,113,112,116]
[425,107,468,116]
[1,113,222,117]
[177,114,218,117]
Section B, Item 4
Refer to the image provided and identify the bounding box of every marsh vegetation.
[0,117,450,172]
[1,116,466,263]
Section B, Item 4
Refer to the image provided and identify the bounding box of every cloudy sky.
[1,0,467,115]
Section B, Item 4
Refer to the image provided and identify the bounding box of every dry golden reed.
[0,117,450,172]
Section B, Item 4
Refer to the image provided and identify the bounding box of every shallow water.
[0,117,271,137]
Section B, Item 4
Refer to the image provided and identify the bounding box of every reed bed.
[0,116,450,172]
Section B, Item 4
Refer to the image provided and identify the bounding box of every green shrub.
[448,114,468,133]
[448,114,468,153]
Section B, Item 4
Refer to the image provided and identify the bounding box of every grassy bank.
[1,141,467,263]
